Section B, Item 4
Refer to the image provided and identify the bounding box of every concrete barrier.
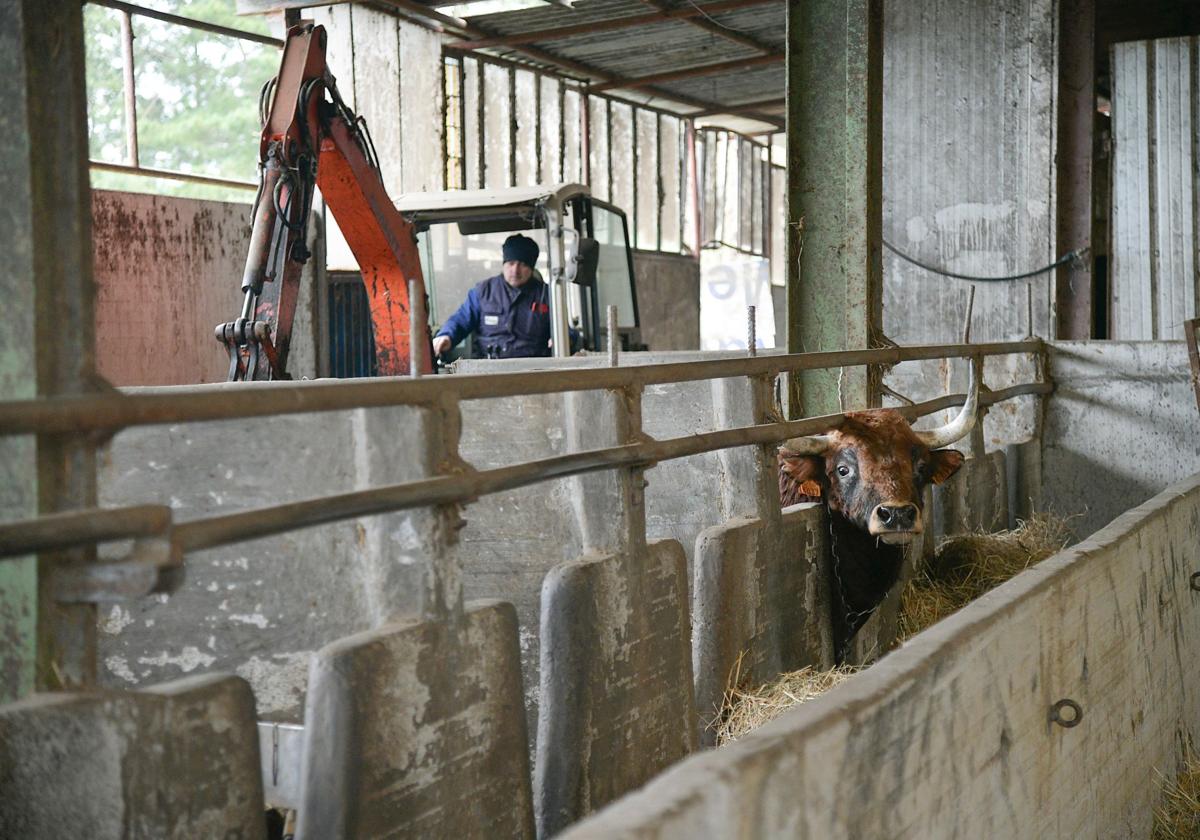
[535,541,696,836]
[97,403,448,720]
[0,674,263,838]
[691,505,832,744]
[296,599,534,839]
[560,471,1200,838]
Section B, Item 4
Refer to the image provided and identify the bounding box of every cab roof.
[392,183,591,225]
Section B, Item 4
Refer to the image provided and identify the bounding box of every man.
[431,233,553,359]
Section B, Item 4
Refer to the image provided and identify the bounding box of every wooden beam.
[586,54,783,94]
[446,0,778,50]
[690,97,785,118]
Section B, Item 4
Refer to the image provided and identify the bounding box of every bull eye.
[836,464,852,478]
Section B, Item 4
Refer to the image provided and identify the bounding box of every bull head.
[778,362,978,544]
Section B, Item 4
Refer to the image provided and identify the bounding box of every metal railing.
[0,339,1048,568]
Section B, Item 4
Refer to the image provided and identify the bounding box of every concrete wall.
[633,250,700,351]
[882,0,1057,347]
[1110,37,1199,340]
[1042,340,1200,538]
[564,470,1200,839]
[91,190,319,385]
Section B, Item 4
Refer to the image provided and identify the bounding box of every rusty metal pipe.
[171,380,1048,554]
[0,340,1045,438]
[0,505,171,560]
[0,381,1049,558]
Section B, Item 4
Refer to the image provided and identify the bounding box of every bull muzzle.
[869,502,922,544]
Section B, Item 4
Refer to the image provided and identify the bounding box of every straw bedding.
[713,514,1073,746]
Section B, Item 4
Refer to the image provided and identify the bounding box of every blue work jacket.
[436,274,552,358]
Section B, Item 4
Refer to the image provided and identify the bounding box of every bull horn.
[914,359,979,449]
[780,433,834,456]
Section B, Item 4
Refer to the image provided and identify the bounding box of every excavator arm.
[216,22,432,380]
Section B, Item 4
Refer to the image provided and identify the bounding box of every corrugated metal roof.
[445,0,786,128]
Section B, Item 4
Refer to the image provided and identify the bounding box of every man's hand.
[432,335,452,356]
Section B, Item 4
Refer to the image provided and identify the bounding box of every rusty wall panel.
[1111,37,1199,339]
[92,190,319,385]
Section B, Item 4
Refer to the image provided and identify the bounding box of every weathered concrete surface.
[932,449,1009,537]
[297,600,533,839]
[536,540,696,837]
[632,250,700,351]
[453,354,769,743]
[691,505,832,744]
[884,353,1041,456]
[1043,341,1200,538]
[0,0,38,703]
[882,0,1057,345]
[0,673,264,838]
[563,471,1200,839]
[91,190,320,385]
[98,402,435,720]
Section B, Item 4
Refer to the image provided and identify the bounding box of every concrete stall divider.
[0,673,264,839]
[559,471,1200,839]
[296,600,535,839]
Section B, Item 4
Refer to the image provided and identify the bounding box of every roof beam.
[242,0,784,128]
[585,53,783,94]
[446,0,777,50]
[689,96,785,118]
[635,0,776,56]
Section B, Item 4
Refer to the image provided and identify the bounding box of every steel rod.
[0,340,1044,438]
[90,0,283,47]
[119,10,139,166]
[89,160,257,191]
[0,505,170,560]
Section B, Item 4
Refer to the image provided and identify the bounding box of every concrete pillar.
[351,395,467,624]
[710,374,778,521]
[564,386,646,553]
[1055,0,1095,339]
[785,0,883,416]
[0,0,99,693]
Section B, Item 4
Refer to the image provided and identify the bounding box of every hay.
[712,514,1074,748]
[1153,739,1200,840]
[897,513,1074,642]
[712,656,858,746]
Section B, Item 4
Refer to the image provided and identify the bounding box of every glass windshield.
[417,223,550,329]
[591,204,637,329]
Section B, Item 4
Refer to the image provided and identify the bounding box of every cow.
[778,363,978,660]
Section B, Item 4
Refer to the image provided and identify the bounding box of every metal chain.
[826,505,885,658]
[883,238,1088,283]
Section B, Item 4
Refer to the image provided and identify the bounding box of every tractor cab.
[393,183,641,362]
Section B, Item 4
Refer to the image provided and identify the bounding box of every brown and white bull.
[778,364,978,659]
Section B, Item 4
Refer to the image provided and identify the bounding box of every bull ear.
[929,449,965,484]
[779,452,825,502]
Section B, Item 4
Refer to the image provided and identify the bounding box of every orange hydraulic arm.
[216,22,431,380]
